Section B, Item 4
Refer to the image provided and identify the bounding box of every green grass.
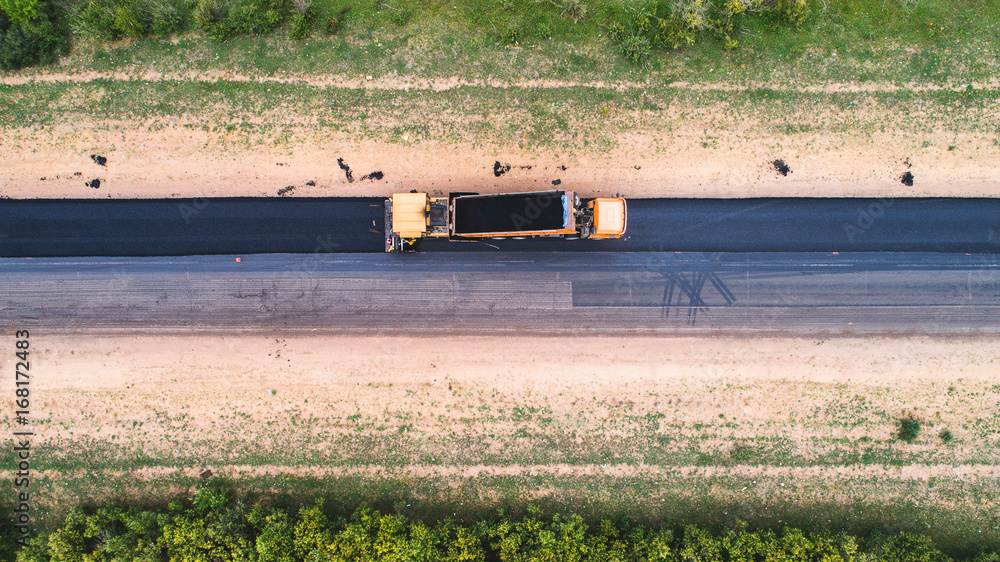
[10,380,998,473]
[0,75,1000,151]
[2,78,999,153]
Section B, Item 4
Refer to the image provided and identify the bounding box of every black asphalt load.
[1,197,998,257]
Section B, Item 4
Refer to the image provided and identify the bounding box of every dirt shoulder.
[2,73,998,200]
[20,333,1000,545]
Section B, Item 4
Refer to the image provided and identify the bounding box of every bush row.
[8,483,1000,562]
[2,0,815,71]
[67,0,309,41]
[1,0,331,68]
[608,0,810,64]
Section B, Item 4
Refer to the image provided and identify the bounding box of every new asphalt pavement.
[1,197,998,256]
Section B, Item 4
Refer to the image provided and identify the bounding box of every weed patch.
[897,415,921,443]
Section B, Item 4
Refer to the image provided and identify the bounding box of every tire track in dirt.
[41,463,1000,481]
[3,70,998,93]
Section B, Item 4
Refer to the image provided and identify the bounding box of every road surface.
[3,252,998,334]
[2,197,998,256]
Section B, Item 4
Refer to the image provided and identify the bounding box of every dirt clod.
[558,165,568,171]
[306,180,316,186]
[772,160,791,176]
[900,171,914,186]
[493,161,511,177]
[90,154,107,166]
[86,179,101,189]
[337,158,354,183]
[360,171,384,181]
[551,179,562,185]
[277,185,295,196]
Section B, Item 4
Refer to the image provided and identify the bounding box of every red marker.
[235,257,242,262]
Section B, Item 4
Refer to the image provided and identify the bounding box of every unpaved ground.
[12,333,1000,530]
[2,73,998,199]
[7,126,999,200]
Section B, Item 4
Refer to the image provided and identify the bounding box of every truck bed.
[452,191,568,235]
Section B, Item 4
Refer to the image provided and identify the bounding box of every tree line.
[5,484,1000,561]
[1,0,816,71]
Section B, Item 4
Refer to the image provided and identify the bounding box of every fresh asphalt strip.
[1,197,998,257]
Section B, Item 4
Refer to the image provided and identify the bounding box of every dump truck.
[384,190,627,252]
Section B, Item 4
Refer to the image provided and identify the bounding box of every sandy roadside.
[20,333,1000,474]
[5,125,998,200]
[8,332,995,541]
[2,72,998,199]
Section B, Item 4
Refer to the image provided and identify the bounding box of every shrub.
[148,0,187,35]
[288,11,308,37]
[293,499,330,559]
[498,20,519,44]
[671,0,708,30]
[323,7,349,34]
[227,0,282,34]
[0,0,40,26]
[193,0,228,37]
[112,1,147,37]
[194,0,285,40]
[870,531,949,562]
[730,444,759,463]
[253,508,295,562]
[606,19,625,41]
[550,0,587,22]
[323,14,338,32]
[535,19,552,38]
[609,0,807,60]
[1,15,45,68]
[897,415,921,443]
[724,0,762,16]
[193,483,233,511]
[618,32,649,64]
[939,428,953,443]
[74,0,125,38]
[288,0,313,39]
[773,0,809,26]
[0,8,63,69]
[653,15,695,48]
